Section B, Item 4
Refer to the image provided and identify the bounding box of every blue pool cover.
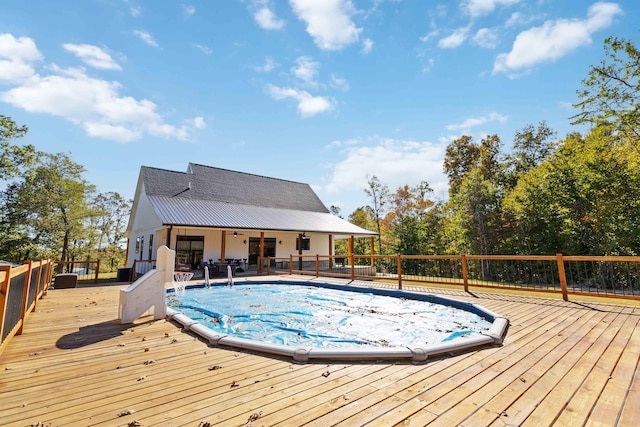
[167,283,493,349]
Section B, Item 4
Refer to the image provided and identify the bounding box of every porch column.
[220,230,226,263]
[328,235,333,268]
[370,236,375,266]
[298,233,304,271]
[258,232,265,274]
[124,238,130,267]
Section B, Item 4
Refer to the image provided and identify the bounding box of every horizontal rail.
[260,253,640,302]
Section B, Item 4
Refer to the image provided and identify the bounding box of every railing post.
[397,254,402,290]
[557,253,569,301]
[289,254,293,275]
[461,254,469,292]
[350,254,355,281]
[18,261,33,335]
[266,257,271,275]
[94,259,100,284]
[316,254,320,277]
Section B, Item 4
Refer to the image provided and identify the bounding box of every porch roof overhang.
[148,196,377,238]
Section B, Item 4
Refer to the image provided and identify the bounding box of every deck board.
[1,279,639,426]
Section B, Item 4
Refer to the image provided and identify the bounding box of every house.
[124,163,376,273]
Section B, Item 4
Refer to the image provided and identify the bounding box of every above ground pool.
[166,279,509,362]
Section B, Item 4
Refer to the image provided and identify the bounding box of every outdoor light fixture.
[233,232,238,238]
[243,240,247,244]
[278,240,282,245]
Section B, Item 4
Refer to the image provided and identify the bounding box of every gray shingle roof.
[140,164,376,236]
[142,163,329,213]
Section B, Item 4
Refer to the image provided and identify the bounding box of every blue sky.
[1,1,637,215]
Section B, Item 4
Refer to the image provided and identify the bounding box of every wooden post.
[349,235,355,281]
[94,259,100,284]
[266,257,271,275]
[259,232,265,275]
[298,233,303,272]
[557,253,569,301]
[370,236,375,266]
[18,262,33,335]
[124,238,130,267]
[220,230,226,267]
[316,254,320,277]
[328,235,333,269]
[461,254,469,293]
[397,254,402,290]
[289,254,293,275]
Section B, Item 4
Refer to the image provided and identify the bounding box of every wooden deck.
[1,278,639,426]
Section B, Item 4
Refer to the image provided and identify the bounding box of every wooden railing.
[132,259,156,280]
[263,254,640,302]
[53,260,100,283]
[0,259,54,355]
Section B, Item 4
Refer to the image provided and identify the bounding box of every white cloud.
[438,26,470,49]
[255,57,279,72]
[191,116,206,129]
[63,43,122,70]
[324,138,448,197]
[289,0,362,50]
[505,11,532,28]
[330,74,349,91]
[463,0,521,18]
[291,56,319,84]
[130,6,142,17]
[361,38,373,54]
[421,57,435,73]
[254,6,285,29]
[133,30,159,48]
[183,4,196,18]
[494,2,622,75]
[472,28,499,49]
[0,35,204,143]
[446,112,508,131]
[193,43,212,55]
[266,84,334,117]
[0,34,42,82]
[420,30,440,42]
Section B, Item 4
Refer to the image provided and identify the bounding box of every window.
[148,234,154,260]
[139,236,144,260]
[176,235,204,269]
[296,237,310,251]
[135,237,140,254]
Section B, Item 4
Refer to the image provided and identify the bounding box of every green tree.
[364,175,389,255]
[443,135,480,196]
[1,152,95,263]
[88,192,131,270]
[388,181,434,255]
[503,128,640,255]
[1,115,35,180]
[445,168,501,255]
[348,207,376,255]
[573,36,640,145]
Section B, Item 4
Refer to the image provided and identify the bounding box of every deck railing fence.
[0,259,54,355]
[263,253,640,301]
[132,259,156,279]
[53,260,100,283]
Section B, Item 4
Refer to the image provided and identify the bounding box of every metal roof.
[148,196,376,237]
